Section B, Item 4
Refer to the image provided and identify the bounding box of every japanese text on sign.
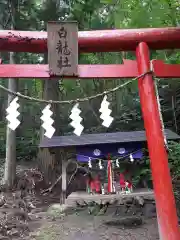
[47,22,78,76]
[56,27,71,69]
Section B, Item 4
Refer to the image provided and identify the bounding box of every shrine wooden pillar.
[61,155,67,204]
[136,42,180,240]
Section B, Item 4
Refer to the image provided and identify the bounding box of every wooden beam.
[0,60,138,79]
[0,60,179,79]
[0,27,179,53]
[60,150,67,205]
[152,60,180,78]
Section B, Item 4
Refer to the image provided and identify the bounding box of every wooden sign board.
[47,21,78,77]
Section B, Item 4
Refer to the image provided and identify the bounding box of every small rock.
[103,205,117,216]
[135,196,144,206]
[115,206,126,216]
[49,204,68,212]
[30,231,39,237]
[124,197,133,205]
[0,236,9,240]
[7,229,20,237]
[104,216,143,228]
[143,203,156,218]
[28,213,41,220]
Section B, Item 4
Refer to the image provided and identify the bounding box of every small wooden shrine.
[40,129,180,203]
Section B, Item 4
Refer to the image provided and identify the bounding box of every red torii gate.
[0,27,180,240]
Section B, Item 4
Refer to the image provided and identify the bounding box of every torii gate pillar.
[136,42,180,240]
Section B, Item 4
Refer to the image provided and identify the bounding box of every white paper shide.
[6,97,20,131]
[40,104,55,138]
[69,103,84,136]
[99,95,114,127]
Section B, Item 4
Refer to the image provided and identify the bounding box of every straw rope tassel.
[150,61,168,149]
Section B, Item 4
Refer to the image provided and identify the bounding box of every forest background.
[0,0,179,186]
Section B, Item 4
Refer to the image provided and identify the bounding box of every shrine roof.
[39,129,180,148]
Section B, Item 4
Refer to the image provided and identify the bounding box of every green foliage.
[0,0,179,186]
[168,141,180,179]
[131,149,152,188]
[132,142,180,188]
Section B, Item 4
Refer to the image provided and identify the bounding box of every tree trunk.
[37,0,65,194]
[4,51,18,187]
[4,1,18,187]
[38,52,62,185]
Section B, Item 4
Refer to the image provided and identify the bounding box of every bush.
[133,141,180,188]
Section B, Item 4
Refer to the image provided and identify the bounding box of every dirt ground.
[0,162,160,240]
[34,217,159,240]
[28,206,159,240]
[0,188,160,240]
[16,190,158,240]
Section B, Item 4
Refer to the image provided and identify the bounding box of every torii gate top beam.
[0,27,180,53]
